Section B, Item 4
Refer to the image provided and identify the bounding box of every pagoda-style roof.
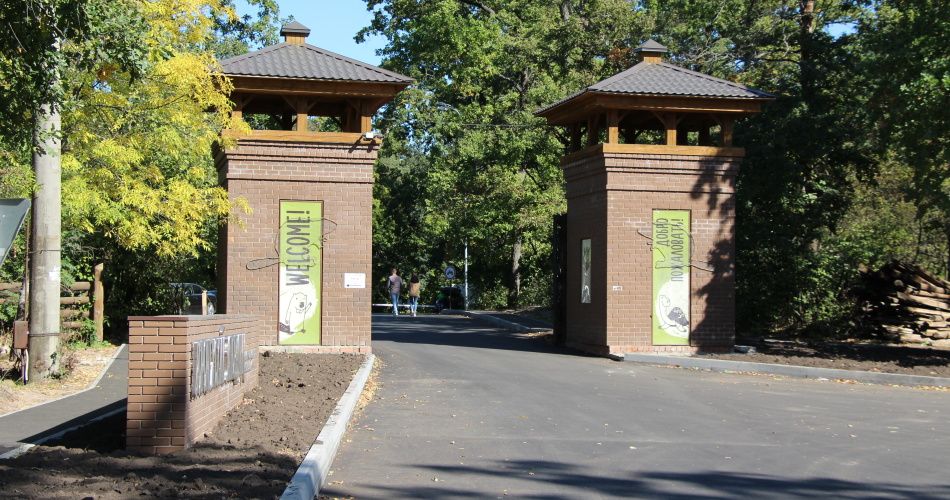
[535,40,774,153]
[538,62,772,118]
[218,22,414,139]
[219,38,413,85]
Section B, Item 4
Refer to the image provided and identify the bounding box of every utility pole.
[28,91,62,382]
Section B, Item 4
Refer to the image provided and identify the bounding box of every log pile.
[858,262,950,346]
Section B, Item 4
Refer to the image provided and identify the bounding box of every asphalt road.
[320,314,950,499]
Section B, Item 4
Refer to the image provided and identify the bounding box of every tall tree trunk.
[28,98,62,382]
[509,235,522,307]
[799,0,816,98]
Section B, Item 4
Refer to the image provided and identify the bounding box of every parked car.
[171,283,217,315]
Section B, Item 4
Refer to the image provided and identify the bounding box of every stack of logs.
[858,262,950,346]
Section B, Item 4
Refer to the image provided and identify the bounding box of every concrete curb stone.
[623,353,950,388]
[281,353,376,500]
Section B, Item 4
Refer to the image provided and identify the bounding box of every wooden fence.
[0,263,104,340]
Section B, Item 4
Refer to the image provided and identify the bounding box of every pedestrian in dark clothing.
[387,269,403,316]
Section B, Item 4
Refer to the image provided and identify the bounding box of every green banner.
[278,201,323,344]
[652,210,690,345]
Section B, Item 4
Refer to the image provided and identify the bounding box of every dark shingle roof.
[592,62,773,98]
[536,59,773,115]
[219,42,414,84]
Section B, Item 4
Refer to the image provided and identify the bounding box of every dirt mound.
[0,352,365,499]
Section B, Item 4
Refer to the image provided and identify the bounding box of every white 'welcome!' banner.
[278,200,323,344]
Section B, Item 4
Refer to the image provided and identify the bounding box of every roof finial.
[281,21,311,44]
[634,39,668,63]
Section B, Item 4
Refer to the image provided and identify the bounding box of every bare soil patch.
[0,351,366,499]
[4,315,950,499]
[697,338,950,378]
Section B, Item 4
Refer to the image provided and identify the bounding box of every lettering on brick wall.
[191,333,253,399]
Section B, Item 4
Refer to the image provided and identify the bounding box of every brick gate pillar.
[214,22,413,352]
[536,41,774,357]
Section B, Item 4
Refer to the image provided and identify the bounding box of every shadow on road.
[338,458,950,499]
[371,313,590,357]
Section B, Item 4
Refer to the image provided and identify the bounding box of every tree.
[363,0,661,307]
[1,0,149,380]
[858,0,950,276]
[0,0,278,377]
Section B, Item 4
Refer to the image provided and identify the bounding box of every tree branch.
[458,0,495,16]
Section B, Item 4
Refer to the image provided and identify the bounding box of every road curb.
[623,353,950,388]
[280,353,376,500]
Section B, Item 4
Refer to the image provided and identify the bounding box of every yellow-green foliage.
[61,0,250,257]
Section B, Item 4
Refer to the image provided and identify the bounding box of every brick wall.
[562,148,741,355]
[126,314,265,454]
[215,139,376,353]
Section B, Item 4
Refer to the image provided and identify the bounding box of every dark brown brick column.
[562,145,740,356]
[215,138,376,353]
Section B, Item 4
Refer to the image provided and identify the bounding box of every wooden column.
[570,123,583,152]
[654,112,681,146]
[721,118,734,147]
[607,110,619,144]
[587,115,599,147]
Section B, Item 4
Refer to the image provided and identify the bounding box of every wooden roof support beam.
[607,109,620,144]
[359,99,373,134]
[296,98,309,133]
[230,95,256,120]
[721,118,734,146]
[587,114,601,148]
[570,122,583,152]
[343,98,375,134]
[710,114,735,146]
[652,111,683,146]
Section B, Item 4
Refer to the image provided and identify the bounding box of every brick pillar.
[215,138,375,353]
[562,146,740,356]
[126,315,264,454]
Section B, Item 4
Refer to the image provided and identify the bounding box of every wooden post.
[587,115,599,147]
[664,113,678,146]
[607,110,619,144]
[93,263,104,342]
[721,118,734,146]
[296,98,308,133]
[570,123,582,152]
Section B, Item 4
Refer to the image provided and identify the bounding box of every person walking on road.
[387,269,403,316]
[408,272,421,316]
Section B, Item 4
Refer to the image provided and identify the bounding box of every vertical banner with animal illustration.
[581,238,592,303]
[278,200,322,344]
[652,210,690,345]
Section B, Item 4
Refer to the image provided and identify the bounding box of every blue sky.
[272,0,386,65]
[250,2,855,67]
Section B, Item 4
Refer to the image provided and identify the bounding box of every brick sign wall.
[127,314,265,454]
